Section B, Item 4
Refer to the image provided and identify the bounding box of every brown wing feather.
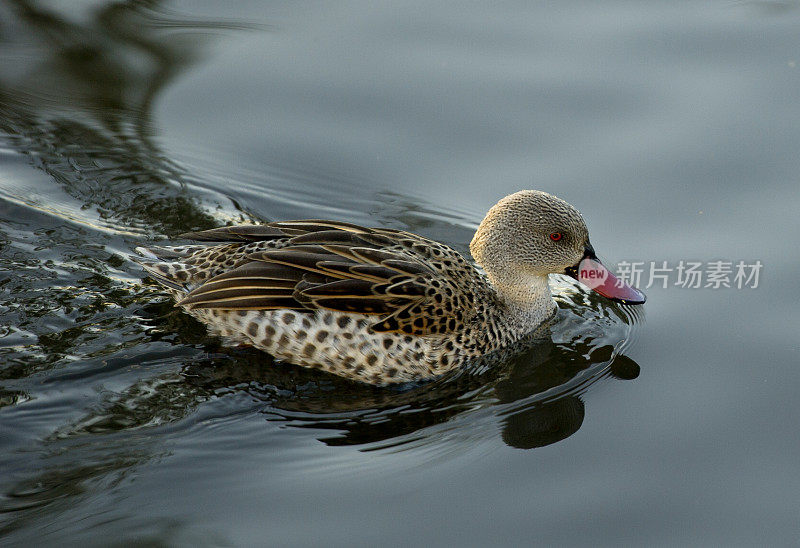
[177,221,481,336]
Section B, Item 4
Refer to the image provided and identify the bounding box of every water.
[1,1,798,545]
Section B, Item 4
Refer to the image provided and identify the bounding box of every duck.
[136,190,645,385]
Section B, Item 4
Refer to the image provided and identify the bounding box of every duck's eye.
[549,232,563,242]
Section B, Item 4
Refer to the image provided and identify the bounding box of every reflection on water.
[0,0,227,236]
[0,1,643,542]
[54,299,639,450]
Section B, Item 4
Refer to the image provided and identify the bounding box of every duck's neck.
[489,272,556,328]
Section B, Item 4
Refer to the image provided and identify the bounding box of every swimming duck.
[137,190,644,385]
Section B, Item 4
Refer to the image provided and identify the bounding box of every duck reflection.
[2,319,639,536]
[256,329,639,451]
[496,352,638,449]
[56,302,640,452]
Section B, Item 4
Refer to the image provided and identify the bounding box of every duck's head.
[470,190,645,305]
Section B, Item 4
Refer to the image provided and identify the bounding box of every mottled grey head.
[470,190,590,281]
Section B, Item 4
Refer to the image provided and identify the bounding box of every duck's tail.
[132,245,200,294]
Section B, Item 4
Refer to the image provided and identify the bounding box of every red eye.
[550,232,563,241]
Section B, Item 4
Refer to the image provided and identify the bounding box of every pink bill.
[577,257,646,304]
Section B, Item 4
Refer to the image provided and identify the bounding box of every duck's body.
[137,191,644,385]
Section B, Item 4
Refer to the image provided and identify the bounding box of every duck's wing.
[137,221,368,290]
[177,221,482,336]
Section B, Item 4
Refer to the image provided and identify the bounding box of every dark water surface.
[1,1,799,545]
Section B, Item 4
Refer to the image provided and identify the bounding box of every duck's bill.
[566,256,646,305]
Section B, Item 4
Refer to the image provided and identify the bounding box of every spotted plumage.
[136,190,644,385]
